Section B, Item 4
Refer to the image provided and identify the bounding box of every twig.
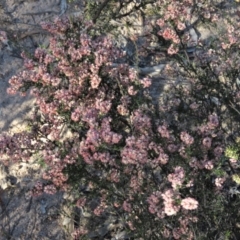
[0,188,5,210]
[60,0,68,15]
[22,11,59,16]
[18,29,50,40]
[92,0,112,23]
[229,101,240,116]
[110,63,166,76]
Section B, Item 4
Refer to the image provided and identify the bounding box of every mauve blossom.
[51,77,61,86]
[168,166,185,189]
[147,192,161,205]
[117,104,129,116]
[215,177,226,189]
[180,131,194,145]
[156,18,165,27]
[229,158,238,163]
[202,160,214,170]
[172,228,182,239]
[94,205,105,216]
[177,21,185,31]
[122,201,132,212]
[189,102,199,110]
[164,201,180,216]
[181,197,198,210]
[156,208,165,219]
[95,99,112,114]
[44,184,57,195]
[157,152,169,165]
[0,30,8,45]
[127,221,136,231]
[167,144,178,153]
[202,137,212,148]
[128,86,138,95]
[71,228,88,239]
[168,44,179,55]
[108,169,120,183]
[161,28,178,41]
[91,75,101,89]
[140,76,152,88]
[189,157,198,168]
[32,181,43,197]
[208,114,219,129]
[161,189,176,202]
[179,145,188,159]
[158,125,170,138]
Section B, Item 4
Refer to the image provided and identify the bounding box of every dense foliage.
[1,0,240,239]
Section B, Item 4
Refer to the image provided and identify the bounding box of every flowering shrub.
[1,0,240,239]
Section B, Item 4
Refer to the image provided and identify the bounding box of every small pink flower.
[229,158,238,163]
[215,177,226,189]
[180,132,194,145]
[202,160,214,170]
[108,169,120,183]
[167,144,178,153]
[76,197,86,208]
[157,152,169,165]
[158,125,170,139]
[167,166,185,189]
[202,137,212,148]
[211,14,218,22]
[156,19,165,27]
[128,86,138,95]
[91,75,101,89]
[140,76,152,88]
[94,205,105,216]
[117,105,129,116]
[181,197,198,210]
[111,133,122,144]
[177,21,185,31]
[189,102,199,110]
[127,221,136,231]
[208,114,219,129]
[235,91,240,99]
[189,157,198,168]
[168,44,179,55]
[0,31,8,45]
[122,201,132,212]
[172,228,182,239]
[164,202,180,216]
[161,189,180,203]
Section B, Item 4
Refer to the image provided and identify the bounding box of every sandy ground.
[0,0,82,239]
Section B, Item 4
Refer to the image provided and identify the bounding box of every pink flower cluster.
[0,30,8,45]
[158,124,170,139]
[208,114,219,129]
[41,16,70,34]
[161,189,181,216]
[148,188,198,218]
[168,166,185,189]
[180,131,194,145]
[121,135,150,165]
[130,110,152,134]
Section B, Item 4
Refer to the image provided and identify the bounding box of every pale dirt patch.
[0,0,82,239]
